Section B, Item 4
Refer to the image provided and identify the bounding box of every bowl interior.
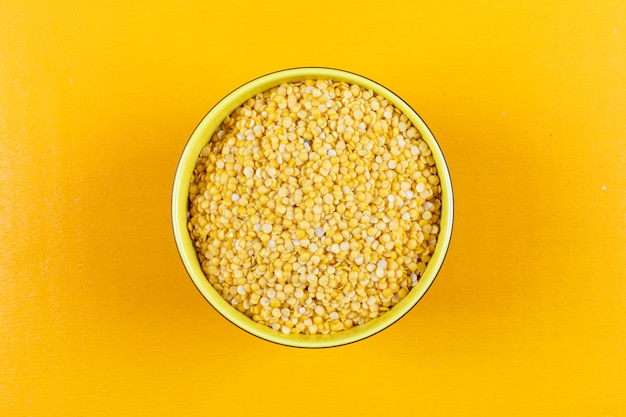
[172,68,453,348]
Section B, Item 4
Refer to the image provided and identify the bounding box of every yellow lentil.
[188,80,442,335]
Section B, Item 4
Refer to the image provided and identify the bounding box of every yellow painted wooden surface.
[1,0,625,415]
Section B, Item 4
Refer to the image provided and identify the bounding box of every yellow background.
[1,0,625,415]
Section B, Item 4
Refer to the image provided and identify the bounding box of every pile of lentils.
[188,79,441,335]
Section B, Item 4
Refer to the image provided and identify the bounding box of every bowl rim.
[171,67,454,348]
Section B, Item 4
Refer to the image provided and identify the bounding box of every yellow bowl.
[172,67,454,348]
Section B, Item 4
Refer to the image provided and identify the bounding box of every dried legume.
[188,79,441,335]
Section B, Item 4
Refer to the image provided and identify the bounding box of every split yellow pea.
[188,79,441,335]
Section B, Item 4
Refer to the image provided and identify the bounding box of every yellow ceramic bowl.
[172,67,453,348]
